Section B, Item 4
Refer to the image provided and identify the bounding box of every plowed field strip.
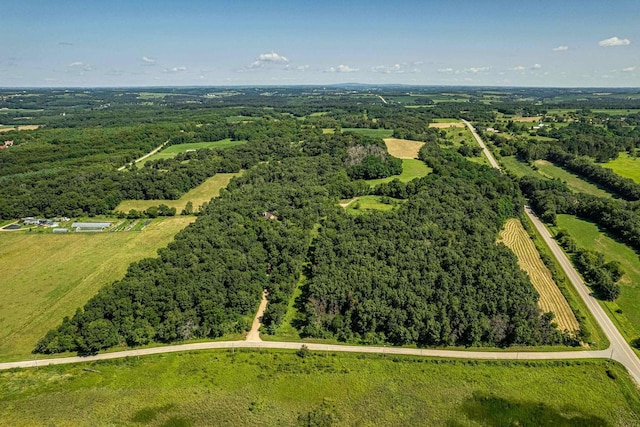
[499,219,579,332]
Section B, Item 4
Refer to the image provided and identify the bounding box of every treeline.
[299,144,572,348]
[34,156,340,354]
[556,231,623,301]
[520,175,640,253]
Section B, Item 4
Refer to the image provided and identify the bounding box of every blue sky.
[1,0,638,87]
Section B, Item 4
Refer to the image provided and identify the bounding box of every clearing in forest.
[499,219,579,332]
[602,152,640,184]
[0,125,40,132]
[383,138,424,159]
[116,172,242,213]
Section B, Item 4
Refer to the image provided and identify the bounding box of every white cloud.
[141,56,156,64]
[464,67,490,73]
[68,61,92,71]
[552,46,569,51]
[599,37,631,47]
[325,64,358,73]
[511,65,526,71]
[248,51,289,69]
[532,64,542,70]
[437,67,453,73]
[372,63,421,74]
[163,66,187,73]
[622,66,636,72]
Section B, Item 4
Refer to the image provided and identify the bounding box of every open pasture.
[365,159,431,186]
[500,219,579,332]
[555,215,640,344]
[602,152,640,184]
[534,160,614,198]
[0,125,39,132]
[116,172,242,213]
[0,216,194,361]
[341,128,394,138]
[345,195,404,215]
[0,351,638,426]
[383,138,424,159]
[428,121,464,128]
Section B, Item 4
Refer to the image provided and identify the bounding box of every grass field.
[345,196,404,215]
[499,219,579,332]
[383,138,424,159]
[0,125,39,133]
[501,156,539,178]
[555,215,640,345]
[116,172,242,213]
[1,351,638,426]
[140,139,246,165]
[534,160,614,198]
[365,159,431,186]
[341,128,394,138]
[0,216,195,362]
[602,153,640,184]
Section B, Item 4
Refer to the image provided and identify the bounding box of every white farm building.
[71,222,112,232]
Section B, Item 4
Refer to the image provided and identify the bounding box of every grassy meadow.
[345,195,404,215]
[0,350,638,426]
[365,159,431,186]
[555,215,640,346]
[0,217,195,361]
[534,160,614,198]
[341,128,394,138]
[116,172,242,213]
[140,139,246,165]
[602,152,640,184]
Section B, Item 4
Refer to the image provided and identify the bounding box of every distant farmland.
[140,139,246,164]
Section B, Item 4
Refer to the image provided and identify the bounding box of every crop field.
[0,216,194,361]
[500,219,579,332]
[1,351,638,426]
[602,152,640,183]
[116,172,242,213]
[534,160,614,198]
[383,138,424,159]
[140,139,246,164]
[428,121,464,128]
[365,159,431,186]
[555,215,640,344]
[0,125,39,132]
[341,128,394,138]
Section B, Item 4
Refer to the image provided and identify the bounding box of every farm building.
[53,228,69,233]
[71,222,112,232]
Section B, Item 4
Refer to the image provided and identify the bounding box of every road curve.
[465,119,640,385]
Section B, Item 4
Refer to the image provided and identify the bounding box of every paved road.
[462,119,501,170]
[466,119,640,385]
[2,123,640,386]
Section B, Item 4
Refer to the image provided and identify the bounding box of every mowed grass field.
[140,139,246,165]
[116,172,242,213]
[555,215,640,345]
[365,159,432,186]
[534,160,613,198]
[383,137,424,159]
[1,351,638,426]
[0,217,195,361]
[602,152,640,183]
[345,195,404,215]
[499,219,579,332]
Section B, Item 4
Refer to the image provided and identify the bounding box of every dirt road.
[117,140,169,171]
[246,290,268,342]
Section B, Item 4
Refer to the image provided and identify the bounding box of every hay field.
[116,172,242,213]
[428,121,464,128]
[0,125,39,133]
[365,159,432,186]
[383,138,424,159]
[0,216,195,361]
[602,152,640,184]
[500,219,579,332]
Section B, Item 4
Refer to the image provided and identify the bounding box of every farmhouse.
[71,222,112,232]
[0,140,14,149]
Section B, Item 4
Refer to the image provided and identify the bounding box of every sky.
[1,0,639,87]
